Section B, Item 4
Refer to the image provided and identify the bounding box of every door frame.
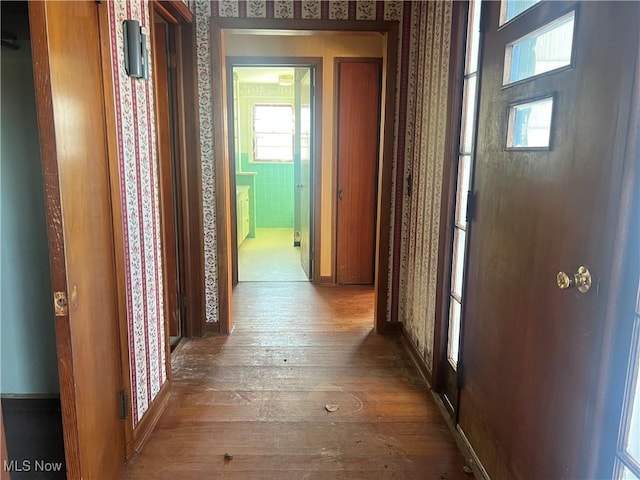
[431,0,474,409]
[149,2,204,343]
[225,57,322,287]
[96,0,204,458]
[210,18,398,335]
[148,1,205,341]
[30,1,127,474]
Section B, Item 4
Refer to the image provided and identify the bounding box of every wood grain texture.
[29,1,125,477]
[122,283,470,479]
[458,2,639,479]
[96,0,136,457]
[335,59,382,285]
[153,19,181,338]
[176,19,206,339]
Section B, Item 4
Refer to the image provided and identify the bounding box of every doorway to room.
[228,65,316,283]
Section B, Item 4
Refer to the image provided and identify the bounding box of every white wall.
[1,18,59,395]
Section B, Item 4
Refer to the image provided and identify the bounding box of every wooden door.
[299,68,313,279]
[335,59,381,285]
[153,16,182,338]
[29,1,125,477]
[458,2,639,479]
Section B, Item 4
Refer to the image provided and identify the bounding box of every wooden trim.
[177,21,206,338]
[316,275,334,285]
[225,56,323,285]
[28,4,81,476]
[211,18,398,335]
[384,321,402,333]
[96,0,136,459]
[225,63,239,287]
[152,2,205,339]
[211,21,233,335]
[213,17,397,32]
[375,23,398,332]
[432,1,469,393]
[149,4,175,399]
[131,380,171,455]
[155,0,194,24]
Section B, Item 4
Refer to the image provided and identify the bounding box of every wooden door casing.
[152,18,181,338]
[458,2,639,479]
[335,59,382,285]
[299,68,313,279]
[29,1,126,477]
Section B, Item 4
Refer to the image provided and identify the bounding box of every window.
[503,11,575,85]
[446,0,482,369]
[500,0,541,25]
[506,96,554,149]
[252,104,294,162]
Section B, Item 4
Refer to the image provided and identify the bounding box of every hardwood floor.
[121,283,471,479]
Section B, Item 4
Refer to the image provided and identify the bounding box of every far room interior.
[231,65,310,282]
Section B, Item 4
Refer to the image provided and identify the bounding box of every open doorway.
[1,3,66,473]
[229,65,316,283]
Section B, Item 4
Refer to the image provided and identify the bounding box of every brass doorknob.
[556,266,592,294]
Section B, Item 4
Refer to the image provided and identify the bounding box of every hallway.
[121,283,470,479]
[238,228,308,282]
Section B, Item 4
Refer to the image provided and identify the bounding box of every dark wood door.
[299,68,313,279]
[153,17,182,338]
[458,2,639,479]
[335,59,381,285]
[29,1,125,477]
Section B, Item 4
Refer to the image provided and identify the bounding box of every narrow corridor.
[121,283,470,479]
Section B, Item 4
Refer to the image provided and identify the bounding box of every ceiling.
[234,67,296,85]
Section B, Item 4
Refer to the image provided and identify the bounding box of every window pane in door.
[447,298,462,367]
[451,227,466,298]
[455,155,471,228]
[503,11,575,85]
[500,0,541,25]
[507,96,554,149]
[466,0,483,74]
[461,75,477,154]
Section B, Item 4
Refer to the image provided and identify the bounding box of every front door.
[458,2,639,478]
[29,1,126,477]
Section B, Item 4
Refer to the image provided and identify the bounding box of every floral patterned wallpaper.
[397,1,453,372]
[107,0,167,427]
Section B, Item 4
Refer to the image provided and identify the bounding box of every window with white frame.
[252,104,294,162]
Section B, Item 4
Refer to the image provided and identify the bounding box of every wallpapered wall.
[107,1,167,427]
[193,0,455,374]
[397,1,453,372]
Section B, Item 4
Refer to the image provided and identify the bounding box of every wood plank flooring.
[121,283,471,479]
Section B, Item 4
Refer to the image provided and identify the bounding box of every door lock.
[556,266,592,294]
[54,291,69,316]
